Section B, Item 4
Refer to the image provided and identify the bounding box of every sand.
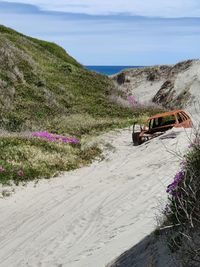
[112,60,200,111]
[0,126,193,267]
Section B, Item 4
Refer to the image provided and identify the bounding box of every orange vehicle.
[132,110,192,145]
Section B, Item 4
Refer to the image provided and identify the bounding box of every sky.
[0,0,200,65]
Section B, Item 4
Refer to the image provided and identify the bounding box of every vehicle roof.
[146,110,187,121]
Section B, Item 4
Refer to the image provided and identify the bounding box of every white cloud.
[3,0,200,17]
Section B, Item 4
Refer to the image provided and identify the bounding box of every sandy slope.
[112,60,200,110]
[0,127,193,267]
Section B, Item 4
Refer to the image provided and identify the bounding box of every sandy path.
[0,127,192,267]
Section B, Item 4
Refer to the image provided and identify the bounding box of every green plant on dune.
[0,135,103,185]
[162,134,200,266]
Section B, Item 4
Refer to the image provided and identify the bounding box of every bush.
[163,135,200,266]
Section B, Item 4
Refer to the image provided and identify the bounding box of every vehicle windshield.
[149,115,176,129]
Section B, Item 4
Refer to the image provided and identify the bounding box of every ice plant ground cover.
[0,135,101,185]
[0,114,152,186]
[31,132,79,144]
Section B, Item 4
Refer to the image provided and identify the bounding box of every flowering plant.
[0,166,5,173]
[166,170,184,195]
[163,137,200,264]
[127,95,137,107]
[31,132,79,144]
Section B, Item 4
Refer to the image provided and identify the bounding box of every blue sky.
[0,0,200,65]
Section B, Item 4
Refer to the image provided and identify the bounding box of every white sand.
[112,60,200,110]
[0,127,193,267]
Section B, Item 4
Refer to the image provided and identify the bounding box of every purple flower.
[127,95,137,106]
[0,166,5,173]
[166,170,184,194]
[31,132,79,144]
[17,170,24,177]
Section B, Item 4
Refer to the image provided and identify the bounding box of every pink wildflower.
[31,132,79,144]
[166,170,184,194]
[17,170,24,177]
[0,166,5,173]
[127,95,137,106]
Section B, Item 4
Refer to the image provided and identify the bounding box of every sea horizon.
[85,65,144,75]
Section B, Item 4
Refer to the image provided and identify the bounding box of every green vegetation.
[0,135,102,185]
[162,137,200,266]
[0,25,134,133]
[0,25,161,184]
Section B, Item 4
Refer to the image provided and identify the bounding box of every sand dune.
[112,60,200,112]
[0,127,192,267]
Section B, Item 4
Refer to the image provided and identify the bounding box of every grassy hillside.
[0,25,135,134]
[0,25,160,185]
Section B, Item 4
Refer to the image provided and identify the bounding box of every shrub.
[163,134,200,266]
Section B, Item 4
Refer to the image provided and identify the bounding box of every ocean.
[85,66,143,76]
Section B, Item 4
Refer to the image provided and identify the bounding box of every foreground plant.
[163,136,200,266]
